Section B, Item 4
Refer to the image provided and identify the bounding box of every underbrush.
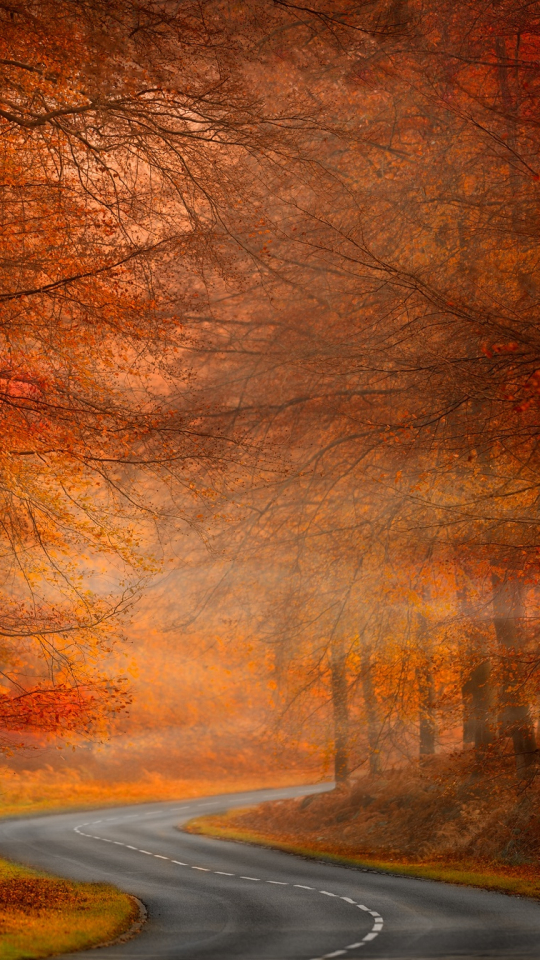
[211,750,540,864]
[185,749,540,900]
[0,856,137,960]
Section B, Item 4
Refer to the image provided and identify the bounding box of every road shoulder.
[0,854,142,960]
[183,808,540,902]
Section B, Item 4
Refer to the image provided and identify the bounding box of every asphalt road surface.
[1,784,540,960]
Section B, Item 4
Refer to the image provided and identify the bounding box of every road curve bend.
[0,785,539,960]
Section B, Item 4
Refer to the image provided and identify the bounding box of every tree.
[0,0,326,746]
[178,0,540,780]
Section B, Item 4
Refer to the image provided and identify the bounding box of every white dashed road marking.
[74,806,384,959]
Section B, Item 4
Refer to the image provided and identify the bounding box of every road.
[0,784,539,959]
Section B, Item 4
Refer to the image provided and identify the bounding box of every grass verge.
[184,810,540,901]
[0,855,139,960]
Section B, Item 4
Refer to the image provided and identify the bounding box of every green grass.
[185,812,540,901]
[0,856,139,960]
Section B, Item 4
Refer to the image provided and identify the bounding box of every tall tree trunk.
[272,634,287,709]
[462,660,496,755]
[458,584,495,755]
[492,572,537,776]
[330,637,349,783]
[360,643,381,775]
[462,686,475,745]
[416,613,436,759]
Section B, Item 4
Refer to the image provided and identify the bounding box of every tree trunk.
[360,644,381,775]
[462,660,496,755]
[462,692,475,744]
[271,635,286,708]
[330,637,349,783]
[416,613,436,759]
[491,573,537,776]
[457,583,495,755]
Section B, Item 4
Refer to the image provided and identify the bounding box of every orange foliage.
[3,0,540,805]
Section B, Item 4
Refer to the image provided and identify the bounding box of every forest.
[1,0,540,869]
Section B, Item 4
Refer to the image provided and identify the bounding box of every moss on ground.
[0,856,139,960]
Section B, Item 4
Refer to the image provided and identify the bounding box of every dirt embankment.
[185,751,540,898]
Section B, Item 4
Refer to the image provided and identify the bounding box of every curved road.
[0,784,540,959]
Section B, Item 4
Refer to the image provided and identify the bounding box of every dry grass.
[0,765,315,818]
[0,856,137,960]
